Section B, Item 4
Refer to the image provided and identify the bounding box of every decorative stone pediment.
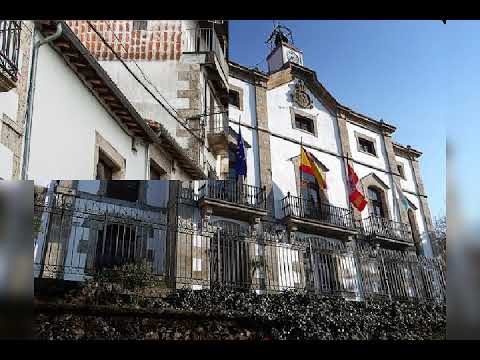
[405,197,418,211]
[360,173,389,190]
[360,172,391,220]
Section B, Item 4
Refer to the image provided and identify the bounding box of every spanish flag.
[300,146,327,189]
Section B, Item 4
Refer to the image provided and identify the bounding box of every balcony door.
[367,187,384,218]
[367,186,388,236]
[300,172,327,220]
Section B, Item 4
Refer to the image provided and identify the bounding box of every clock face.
[286,50,300,64]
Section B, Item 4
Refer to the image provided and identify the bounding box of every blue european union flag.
[235,126,247,178]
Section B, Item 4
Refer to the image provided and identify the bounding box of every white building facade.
[223,33,435,258]
[67,20,230,180]
[1,20,228,181]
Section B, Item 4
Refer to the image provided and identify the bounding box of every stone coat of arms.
[292,80,313,109]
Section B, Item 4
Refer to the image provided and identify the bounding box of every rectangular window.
[397,164,405,179]
[96,154,114,180]
[358,137,376,156]
[228,90,240,108]
[294,114,315,135]
[150,160,166,180]
[133,20,148,31]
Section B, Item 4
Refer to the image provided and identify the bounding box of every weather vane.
[266,21,294,50]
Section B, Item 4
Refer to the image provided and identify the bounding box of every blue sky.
[229,20,479,221]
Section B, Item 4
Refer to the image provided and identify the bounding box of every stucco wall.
[229,76,261,187]
[266,80,346,218]
[28,39,148,181]
[395,154,416,193]
[0,143,13,179]
[99,60,187,147]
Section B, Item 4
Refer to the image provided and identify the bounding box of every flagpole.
[300,137,303,197]
[237,114,244,204]
[344,152,353,214]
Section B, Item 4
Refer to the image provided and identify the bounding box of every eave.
[392,142,423,159]
[35,20,206,179]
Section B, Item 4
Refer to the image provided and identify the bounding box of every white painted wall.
[0,144,13,180]
[395,154,416,193]
[0,89,19,124]
[229,76,261,187]
[100,60,187,145]
[345,121,405,221]
[346,122,388,171]
[28,38,148,181]
[394,154,434,257]
[266,80,347,218]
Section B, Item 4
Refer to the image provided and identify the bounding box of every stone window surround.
[93,131,126,180]
[148,144,171,180]
[290,107,318,137]
[360,173,391,221]
[354,130,378,158]
[365,185,390,220]
[149,159,167,180]
[229,84,244,111]
[397,162,406,180]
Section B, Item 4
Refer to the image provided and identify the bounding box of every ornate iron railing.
[199,180,267,210]
[281,193,355,229]
[0,20,21,82]
[34,189,446,303]
[363,215,413,243]
[182,27,228,81]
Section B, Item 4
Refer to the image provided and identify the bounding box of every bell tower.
[266,23,304,73]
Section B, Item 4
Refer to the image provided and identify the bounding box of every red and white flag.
[347,163,367,211]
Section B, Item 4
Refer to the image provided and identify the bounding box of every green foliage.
[95,260,160,291]
[67,270,445,340]
[72,260,163,307]
[162,286,446,340]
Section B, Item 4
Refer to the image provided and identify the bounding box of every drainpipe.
[21,22,63,180]
[144,142,150,180]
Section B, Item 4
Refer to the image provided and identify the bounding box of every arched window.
[367,186,384,218]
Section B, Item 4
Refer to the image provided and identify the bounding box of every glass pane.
[368,188,378,201]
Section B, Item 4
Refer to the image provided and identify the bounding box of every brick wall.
[66,20,183,61]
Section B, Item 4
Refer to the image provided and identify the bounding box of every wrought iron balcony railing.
[0,21,21,82]
[206,109,228,135]
[182,27,228,82]
[199,180,267,210]
[362,215,413,243]
[281,193,355,229]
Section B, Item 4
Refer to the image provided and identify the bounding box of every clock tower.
[266,24,304,73]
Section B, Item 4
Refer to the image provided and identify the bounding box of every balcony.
[362,215,413,246]
[0,21,21,92]
[281,193,358,239]
[198,180,267,222]
[182,27,228,90]
[205,109,229,154]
